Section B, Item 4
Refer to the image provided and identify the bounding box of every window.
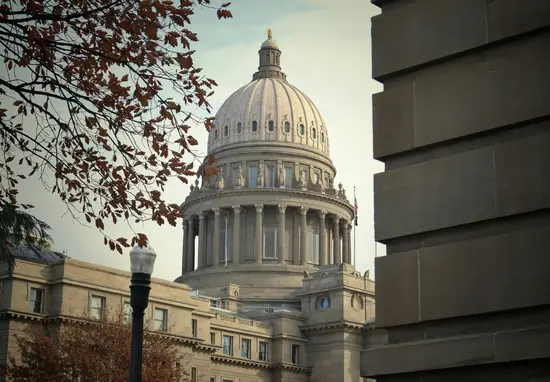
[210,332,216,344]
[284,167,293,188]
[236,122,243,134]
[318,296,330,310]
[299,123,305,136]
[192,318,198,337]
[210,378,215,382]
[259,341,268,361]
[191,367,197,382]
[223,335,233,355]
[123,302,132,324]
[251,120,258,132]
[321,131,325,143]
[263,228,277,259]
[154,308,167,331]
[223,125,229,137]
[232,167,239,186]
[267,120,275,132]
[310,231,320,264]
[241,338,251,358]
[266,165,275,187]
[30,288,43,314]
[90,295,105,320]
[283,121,291,134]
[249,166,257,188]
[222,380,233,382]
[214,129,219,140]
[311,127,317,139]
[292,344,300,364]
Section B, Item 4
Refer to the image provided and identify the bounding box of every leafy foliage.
[0,0,231,253]
[2,312,188,382]
[0,199,52,272]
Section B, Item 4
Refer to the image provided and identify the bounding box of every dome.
[207,78,330,157]
[207,31,330,159]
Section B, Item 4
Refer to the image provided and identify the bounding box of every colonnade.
[181,204,353,274]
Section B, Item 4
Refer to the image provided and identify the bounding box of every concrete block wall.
[363,0,550,380]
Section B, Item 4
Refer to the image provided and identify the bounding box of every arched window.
[284,121,291,134]
[223,125,229,137]
[321,131,325,143]
[214,129,219,141]
[251,120,258,132]
[236,122,243,134]
[299,123,305,136]
[311,127,317,140]
[268,120,275,132]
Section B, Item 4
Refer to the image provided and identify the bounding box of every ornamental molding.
[299,320,374,334]
[211,354,272,369]
[181,188,353,214]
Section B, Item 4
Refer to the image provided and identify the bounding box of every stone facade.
[362,0,550,380]
[0,256,374,382]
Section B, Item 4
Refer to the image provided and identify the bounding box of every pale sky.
[16,0,384,281]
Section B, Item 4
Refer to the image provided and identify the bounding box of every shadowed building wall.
[362,0,550,380]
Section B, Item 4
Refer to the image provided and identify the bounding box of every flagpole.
[353,186,357,267]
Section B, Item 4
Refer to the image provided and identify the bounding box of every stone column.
[347,223,352,265]
[181,220,188,274]
[318,211,327,266]
[277,204,286,263]
[333,216,341,264]
[293,212,300,264]
[232,205,241,263]
[255,204,263,263]
[198,212,206,269]
[300,207,308,265]
[213,208,221,268]
[187,215,195,272]
[341,221,349,264]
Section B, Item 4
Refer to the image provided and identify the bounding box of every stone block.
[374,147,496,241]
[495,123,550,217]
[495,325,550,363]
[372,0,487,78]
[419,225,550,321]
[374,251,419,327]
[488,0,550,42]
[361,334,494,376]
[372,84,415,159]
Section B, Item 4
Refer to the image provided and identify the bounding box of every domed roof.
[207,33,330,158]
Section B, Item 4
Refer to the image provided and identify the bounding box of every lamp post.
[129,242,157,382]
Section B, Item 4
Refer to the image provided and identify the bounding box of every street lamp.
[129,242,157,382]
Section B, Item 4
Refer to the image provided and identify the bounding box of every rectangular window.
[223,335,233,355]
[266,165,275,187]
[29,287,44,314]
[249,166,257,188]
[123,302,132,324]
[259,341,268,361]
[292,344,300,364]
[210,332,216,344]
[241,338,251,359]
[90,295,105,320]
[219,227,231,263]
[263,228,277,259]
[191,319,198,337]
[191,367,197,382]
[210,378,215,382]
[284,167,293,188]
[232,167,239,187]
[310,231,320,265]
[154,308,167,331]
[313,171,319,185]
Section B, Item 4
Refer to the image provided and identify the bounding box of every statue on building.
[341,187,349,201]
[325,176,337,196]
[297,169,307,190]
[192,178,200,195]
[337,182,344,198]
[257,166,264,188]
[215,168,225,190]
[278,165,285,187]
[235,165,245,188]
[313,173,325,193]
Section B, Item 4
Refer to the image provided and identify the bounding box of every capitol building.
[1,33,376,382]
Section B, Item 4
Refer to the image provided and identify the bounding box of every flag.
[354,197,358,226]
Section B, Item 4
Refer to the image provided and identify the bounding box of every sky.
[15,0,384,281]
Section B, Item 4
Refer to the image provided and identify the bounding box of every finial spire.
[267,27,272,40]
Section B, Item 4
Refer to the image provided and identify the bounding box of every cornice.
[299,320,375,334]
[0,309,43,322]
[181,188,353,215]
[274,362,312,374]
[211,354,272,369]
